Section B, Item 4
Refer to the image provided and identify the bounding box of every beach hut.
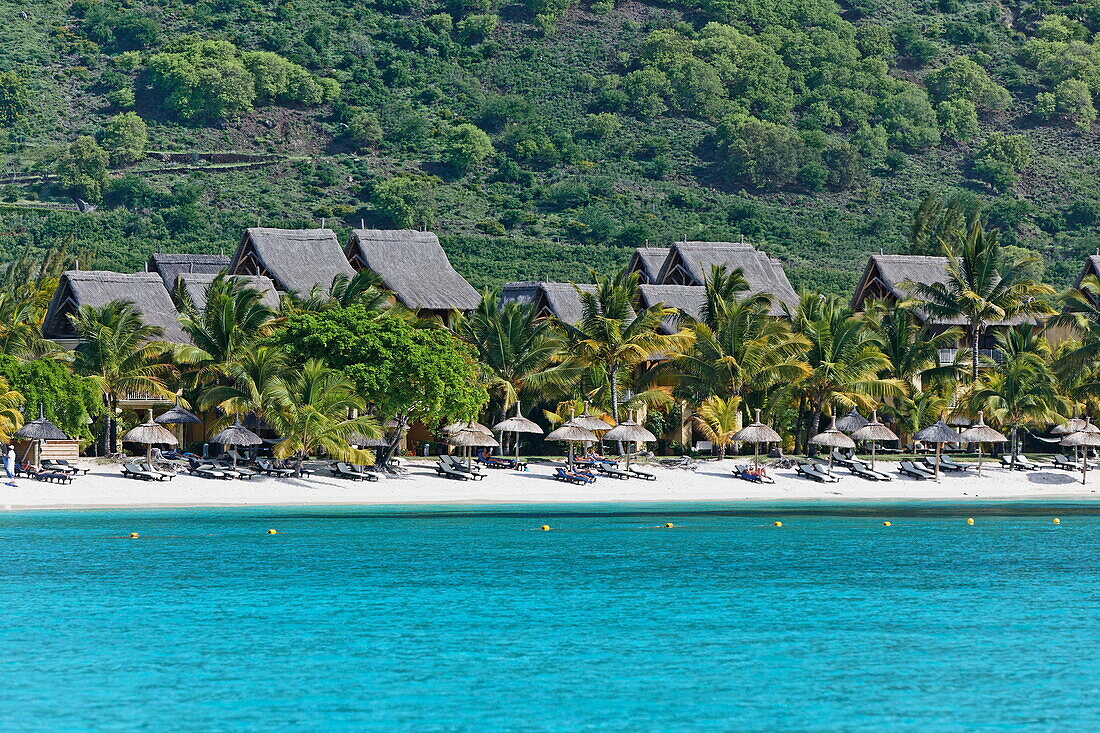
[123,410,178,464]
[492,405,543,466]
[850,410,898,471]
[913,420,959,480]
[603,417,656,473]
[545,421,598,470]
[147,253,231,289]
[637,285,705,334]
[229,228,354,296]
[958,411,1006,477]
[13,407,69,468]
[809,417,856,473]
[344,229,481,319]
[174,273,281,312]
[629,247,672,284]
[731,409,782,471]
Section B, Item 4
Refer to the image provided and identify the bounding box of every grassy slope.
[0,0,1098,293]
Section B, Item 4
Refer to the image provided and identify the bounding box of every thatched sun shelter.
[344,229,481,314]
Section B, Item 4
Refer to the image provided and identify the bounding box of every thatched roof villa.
[628,241,799,315]
[147,253,232,290]
[638,284,705,334]
[176,273,281,312]
[500,282,602,325]
[229,228,356,295]
[345,229,481,318]
[42,271,190,347]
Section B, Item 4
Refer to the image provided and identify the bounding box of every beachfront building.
[229,227,356,295]
[850,254,1036,367]
[344,229,481,322]
[500,281,601,325]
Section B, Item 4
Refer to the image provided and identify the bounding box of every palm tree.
[0,377,24,441]
[0,292,65,360]
[790,293,904,447]
[265,359,382,475]
[677,268,809,421]
[692,395,742,459]
[452,289,571,413]
[198,346,287,429]
[860,300,961,390]
[175,273,279,388]
[970,325,1065,461]
[902,223,1054,381]
[560,271,692,425]
[70,301,176,453]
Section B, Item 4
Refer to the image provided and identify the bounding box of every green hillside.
[1,0,1100,293]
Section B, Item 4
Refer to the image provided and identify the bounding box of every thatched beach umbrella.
[835,408,869,433]
[1060,428,1100,484]
[210,422,263,468]
[492,403,543,466]
[809,416,856,473]
[444,421,495,438]
[732,409,782,471]
[603,417,656,473]
[123,409,179,464]
[850,409,898,471]
[913,419,958,480]
[958,411,1006,477]
[447,427,499,471]
[13,405,68,468]
[1051,418,1093,435]
[545,421,598,470]
[155,401,201,425]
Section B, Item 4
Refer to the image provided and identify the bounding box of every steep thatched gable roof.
[657,242,799,311]
[638,284,704,333]
[176,273,281,312]
[851,254,1029,326]
[148,253,231,290]
[345,229,480,311]
[229,228,354,295]
[501,281,601,325]
[43,271,188,343]
[1075,255,1100,289]
[629,247,670,284]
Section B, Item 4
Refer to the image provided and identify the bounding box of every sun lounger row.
[42,459,89,475]
[17,464,74,483]
[329,462,379,481]
[436,454,484,480]
[554,467,596,484]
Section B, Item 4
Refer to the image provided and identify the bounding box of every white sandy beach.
[4,458,1100,510]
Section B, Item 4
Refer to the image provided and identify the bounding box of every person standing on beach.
[3,444,16,487]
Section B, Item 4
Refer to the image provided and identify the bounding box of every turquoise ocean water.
[3,502,1100,731]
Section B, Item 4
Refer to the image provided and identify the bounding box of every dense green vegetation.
[4,0,1100,292]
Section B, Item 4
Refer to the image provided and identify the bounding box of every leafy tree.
[972,133,1033,192]
[924,57,1011,115]
[0,71,30,127]
[0,356,101,440]
[371,175,439,228]
[57,136,109,202]
[100,112,148,166]
[1036,79,1097,130]
[910,190,982,256]
[455,14,500,44]
[275,308,489,456]
[344,109,383,149]
[716,114,805,190]
[621,69,671,119]
[879,84,940,150]
[443,123,494,173]
[936,98,979,141]
[148,41,257,121]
